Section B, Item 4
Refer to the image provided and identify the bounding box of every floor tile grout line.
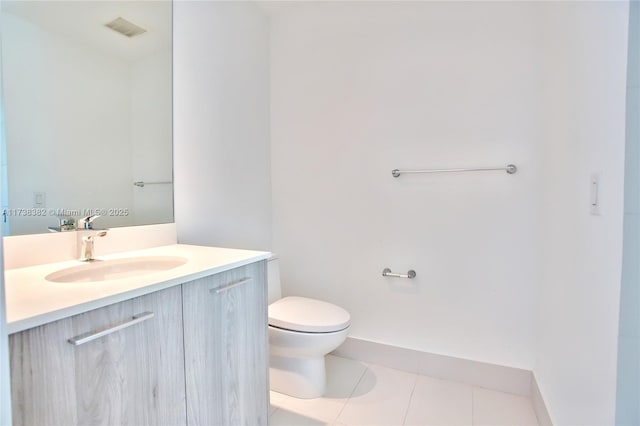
[471,387,475,426]
[401,373,420,426]
[270,391,336,425]
[334,364,370,423]
[529,383,542,426]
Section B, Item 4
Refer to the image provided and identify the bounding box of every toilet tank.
[267,256,282,305]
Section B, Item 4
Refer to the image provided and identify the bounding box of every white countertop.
[5,244,271,334]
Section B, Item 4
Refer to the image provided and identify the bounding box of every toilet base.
[269,354,326,399]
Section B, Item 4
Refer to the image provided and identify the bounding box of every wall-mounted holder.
[382,268,416,279]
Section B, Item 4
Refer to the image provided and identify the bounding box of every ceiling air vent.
[105,17,147,38]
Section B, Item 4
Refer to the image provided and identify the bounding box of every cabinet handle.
[210,278,253,294]
[67,311,155,346]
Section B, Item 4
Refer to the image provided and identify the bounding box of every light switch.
[590,174,600,215]
[34,192,46,208]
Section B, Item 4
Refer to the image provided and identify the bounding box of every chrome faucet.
[48,217,76,232]
[78,214,102,230]
[80,231,108,262]
[78,215,108,261]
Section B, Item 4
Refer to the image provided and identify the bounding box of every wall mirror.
[0,0,173,236]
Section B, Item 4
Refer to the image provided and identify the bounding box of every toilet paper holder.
[382,268,416,279]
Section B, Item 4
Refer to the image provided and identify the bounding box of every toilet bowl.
[268,259,350,399]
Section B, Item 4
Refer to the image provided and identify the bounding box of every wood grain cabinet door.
[9,285,187,426]
[182,261,269,426]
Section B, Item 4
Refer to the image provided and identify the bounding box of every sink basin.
[45,256,188,283]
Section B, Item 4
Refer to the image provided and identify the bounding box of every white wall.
[173,0,271,250]
[270,1,540,369]
[131,49,174,226]
[0,0,12,421]
[535,2,628,425]
[270,6,630,423]
[1,12,134,234]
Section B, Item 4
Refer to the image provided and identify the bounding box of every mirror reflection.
[0,0,173,236]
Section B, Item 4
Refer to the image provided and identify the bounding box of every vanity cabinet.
[8,261,269,426]
[9,285,187,426]
[182,261,269,426]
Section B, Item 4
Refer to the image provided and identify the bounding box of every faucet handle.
[79,214,100,230]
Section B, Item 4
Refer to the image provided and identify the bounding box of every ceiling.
[2,0,172,62]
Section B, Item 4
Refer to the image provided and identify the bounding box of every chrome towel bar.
[382,268,416,279]
[133,181,173,188]
[391,164,517,178]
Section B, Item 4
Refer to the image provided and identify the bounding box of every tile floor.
[269,355,539,426]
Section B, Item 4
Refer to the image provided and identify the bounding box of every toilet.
[267,257,351,399]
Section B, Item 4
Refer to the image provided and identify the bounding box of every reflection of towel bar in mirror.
[391,164,517,178]
[133,181,173,188]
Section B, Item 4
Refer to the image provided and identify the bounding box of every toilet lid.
[268,296,351,333]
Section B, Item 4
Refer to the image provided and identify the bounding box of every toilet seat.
[269,296,351,333]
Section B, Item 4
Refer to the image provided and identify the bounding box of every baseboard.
[531,372,554,425]
[332,337,534,397]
